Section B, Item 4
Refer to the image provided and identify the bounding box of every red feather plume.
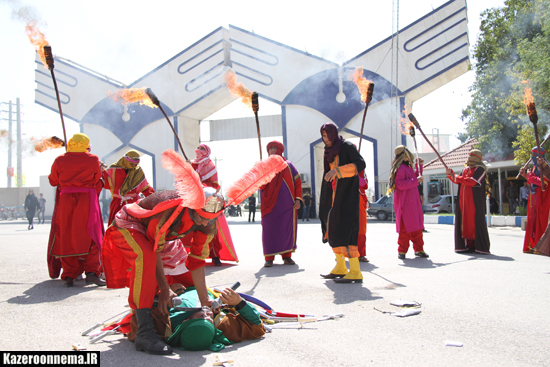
[161,149,205,209]
[226,155,288,206]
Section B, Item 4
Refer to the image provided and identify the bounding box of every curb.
[423,215,526,227]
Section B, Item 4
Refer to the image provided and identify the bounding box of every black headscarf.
[321,122,344,164]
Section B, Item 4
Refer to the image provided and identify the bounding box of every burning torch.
[251,92,262,160]
[351,67,375,153]
[409,125,422,174]
[408,113,449,170]
[526,100,545,190]
[43,46,68,151]
[144,88,189,161]
[358,82,375,153]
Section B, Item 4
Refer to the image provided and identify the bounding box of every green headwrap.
[167,318,231,351]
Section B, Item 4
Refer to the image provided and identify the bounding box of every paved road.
[1,217,549,366]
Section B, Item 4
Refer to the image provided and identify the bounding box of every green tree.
[461,0,548,161]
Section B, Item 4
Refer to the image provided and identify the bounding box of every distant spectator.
[248,195,256,222]
[506,181,519,214]
[37,193,46,224]
[24,189,39,230]
[519,181,529,209]
[302,193,312,221]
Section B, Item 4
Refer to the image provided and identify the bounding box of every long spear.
[358,83,375,153]
[144,88,188,160]
[408,113,449,170]
[515,134,550,179]
[43,46,67,151]
[251,92,262,160]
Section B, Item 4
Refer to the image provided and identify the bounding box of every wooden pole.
[145,88,188,160]
[358,83,375,153]
[408,113,449,170]
[43,46,67,151]
[251,92,262,160]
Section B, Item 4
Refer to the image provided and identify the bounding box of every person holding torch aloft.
[319,123,366,283]
[389,145,429,260]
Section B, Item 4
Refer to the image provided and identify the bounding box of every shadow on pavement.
[5,279,111,305]
[98,333,264,364]
[324,281,383,304]
[239,265,305,298]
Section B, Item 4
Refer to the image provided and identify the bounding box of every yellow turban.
[67,133,90,153]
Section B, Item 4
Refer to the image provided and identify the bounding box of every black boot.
[134,308,173,355]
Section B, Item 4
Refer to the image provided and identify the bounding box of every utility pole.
[390,0,400,173]
[8,101,13,188]
[16,98,22,188]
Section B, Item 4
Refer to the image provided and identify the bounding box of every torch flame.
[225,70,252,107]
[521,80,534,106]
[399,105,414,135]
[32,136,65,152]
[350,67,374,103]
[25,22,49,68]
[108,88,158,109]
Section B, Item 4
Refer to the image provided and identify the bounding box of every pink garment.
[192,144,217,181]
[393,163,424,233]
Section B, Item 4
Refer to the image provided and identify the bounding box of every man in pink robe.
[388,145,428,260]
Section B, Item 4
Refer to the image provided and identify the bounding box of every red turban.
[267,141,284,157]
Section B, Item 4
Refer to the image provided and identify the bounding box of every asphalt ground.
[1,216,549,367]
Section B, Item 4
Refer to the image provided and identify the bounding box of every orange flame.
[25,22,49,68]
[350,67,373,103]
[521,80,534,106]
[225,70,252,107]
[108,88,158,109]
[399,105,414,135]
[32,136,65,152]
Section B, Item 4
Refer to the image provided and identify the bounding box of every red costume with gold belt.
[102,194,213,310]
[48,151,104,280]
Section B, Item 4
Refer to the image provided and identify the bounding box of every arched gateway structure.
[35,0,469,204]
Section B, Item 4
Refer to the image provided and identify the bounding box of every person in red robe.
[446,149,491,254]
[260,141,302,267]
[520,147,550,253]
[358,169,369,262]
[190,144,238,266]
[47,133,105,287]
[103,150,155,225]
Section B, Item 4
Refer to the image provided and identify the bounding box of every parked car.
[424,195,457,214]
[368,194,439,220]
[367,195,395,221]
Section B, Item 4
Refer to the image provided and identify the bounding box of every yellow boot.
[320,254,347,279]
[334,257,363,283]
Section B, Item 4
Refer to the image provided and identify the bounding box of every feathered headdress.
[161,149,205,209]
[226,155,288,206]
[162,149,287,210]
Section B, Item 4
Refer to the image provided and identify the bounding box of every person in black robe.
[24,189,39,230]
[446,149,491,254]
[319,122,366,283]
